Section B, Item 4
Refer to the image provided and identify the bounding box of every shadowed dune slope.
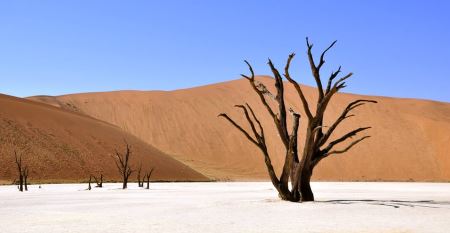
[0,94,208,183]
[29,77,450,181]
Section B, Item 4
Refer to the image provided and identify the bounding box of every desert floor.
[1,182,449,233]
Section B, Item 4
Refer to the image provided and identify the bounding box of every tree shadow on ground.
[319,199,450,209]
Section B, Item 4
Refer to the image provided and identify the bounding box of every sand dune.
[0,94,208,183]
[28,77,450,181]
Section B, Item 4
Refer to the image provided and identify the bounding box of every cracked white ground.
[1,182,449,233]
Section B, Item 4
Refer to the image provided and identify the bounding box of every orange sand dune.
[29,77,450,181]
[0,94,208,183]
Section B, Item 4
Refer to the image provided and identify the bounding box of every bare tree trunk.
[144,168,154,189]
[299,167,314,202]
[19,175,23,192]
[88,175,92,190]
[14,151,23,192]
[137,163,143,187]
[123,175,128,189]
[23,167,29,191]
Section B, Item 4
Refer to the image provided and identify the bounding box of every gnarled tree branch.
[318,99,377,147]
[322,127,371,153]
[218,113,259,146]
[284,53,313,119]
[325,136,371,156]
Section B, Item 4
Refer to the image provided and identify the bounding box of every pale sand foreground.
[1,182,449,233]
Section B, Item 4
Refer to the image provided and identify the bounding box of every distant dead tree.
[113,142,133,189]
[219,38,376,202]
[93,174,103,188]
[87,175,92,190]
[14,151,24,192]
[23,166,29,191]
[137,163,143,187]
[144,168,154,189]
[14,151,30,192]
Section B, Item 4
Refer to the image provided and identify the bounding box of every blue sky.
[0,0,449,102]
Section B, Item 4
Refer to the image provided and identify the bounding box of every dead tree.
[137,163,143,187]
[87,175,92,190]
[219,38,376,202]
[14,151,30,192]
[144,168,154,189]
[23,166,29,191]
[113,142,133,189]
[93,174,103,188]
[14,151,24,192]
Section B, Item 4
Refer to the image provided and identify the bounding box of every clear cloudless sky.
[0,0,449,102]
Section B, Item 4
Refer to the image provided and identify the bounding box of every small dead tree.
[23,166,29,191]
[87,175,92,190]
[14,151,24,192]
[137,163,143,187]
[113,142,133,189]
[219,38,376,202]
[144,168,154,189]
[93,174,103,188]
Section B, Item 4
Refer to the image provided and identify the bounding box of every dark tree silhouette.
[113,142,133,189]
[23,166,29,191]
[93,174,103,188]
[14,151,24,192]
[219,38,376,202]
[137,163,143,187]
[87,175,92,190]
[144,168,154,189]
